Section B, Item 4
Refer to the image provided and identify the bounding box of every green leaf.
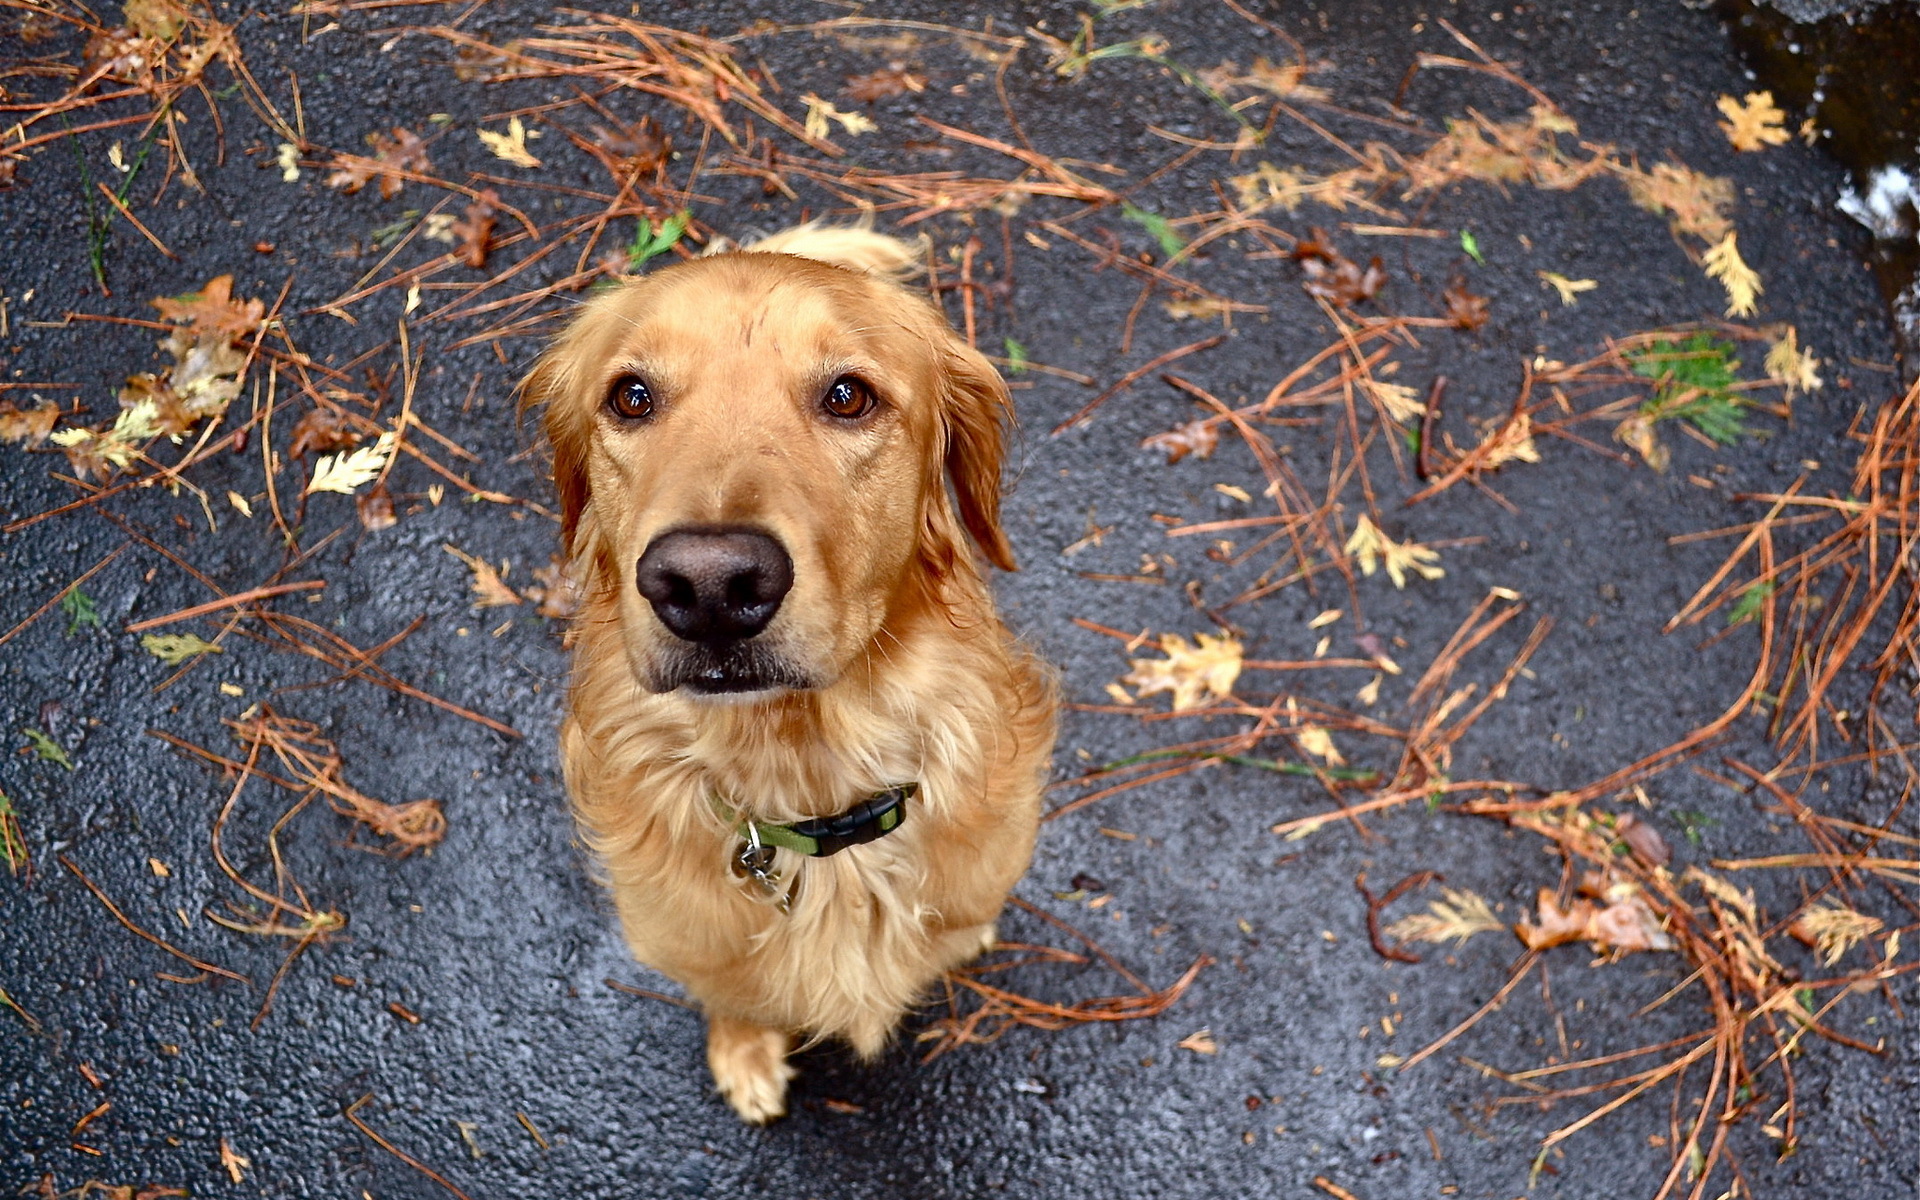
[1003,338,1029,375]
[370,211,422,249]
[1,788,27,875]
[1627,333,1747,445]
[628,210,690,270]
[1460,229,1484,264]
[60,587,101,635]
[141,633,223,665]
[1727,580,1775,627]
[1795,987,1816,1014]
[21,728,71,771]
[1122,203,1185,259]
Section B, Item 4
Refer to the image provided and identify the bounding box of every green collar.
[715,783,916,859]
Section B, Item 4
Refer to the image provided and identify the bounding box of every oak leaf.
[1717,91,1790,152]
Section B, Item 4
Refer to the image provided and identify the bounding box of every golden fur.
[524,224,1057,1123]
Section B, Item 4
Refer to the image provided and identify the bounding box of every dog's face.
[528,250,1013,698]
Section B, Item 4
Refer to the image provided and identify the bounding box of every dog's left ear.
[940,341,1017,572]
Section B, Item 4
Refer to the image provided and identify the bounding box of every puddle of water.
[1714,0,1920,377]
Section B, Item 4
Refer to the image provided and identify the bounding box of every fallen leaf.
[357,485,397,532]
[1613,812,1670,867]
[1385,888,1503,947]
[1178,1028,1218,1055]
[1142,418,1219,463]
[21,727,72,770]
[325,127,431,201]
[1162,295,1237,322]
[1702,231,1762,317]
[1123,631,1243,712]
[477,116,542,168]
[219,1138,250,1184]
[1359,379,1424,423]
[1295,725,1344,766]
[1716,91,1790,152]
[1514,885,1674,954]
[444,544,520,608]
[1473,411,1541,468]
[1621,161,1735,243]
[151,274,263,341]
[1538,271,1597,305]
[452,188,499,269]
[306,432,395,496]
[844,66,926,103]
[802,93,878,140]
[1789,900,1882,967]
[1764,327,1822,396]
[287,407,358,460]
[142,633,223,665]
[50,401,162,480]
[1293,229,1385,306]
[1442,279,1489,330]
[0,400,61,446]
[522,556,579,620]
[1344,516,1444,588]
[1614,411,1670,471]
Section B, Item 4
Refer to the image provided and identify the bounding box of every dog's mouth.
[649,640,816,697]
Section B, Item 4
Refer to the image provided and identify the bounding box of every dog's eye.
[607,376,654,420]
[821,377,876,420]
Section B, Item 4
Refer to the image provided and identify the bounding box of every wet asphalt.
[3,2,1917,1198]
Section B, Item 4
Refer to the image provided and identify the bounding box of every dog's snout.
[636,528,794,644]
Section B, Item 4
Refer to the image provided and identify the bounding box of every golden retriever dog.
[524,224,1057,1123]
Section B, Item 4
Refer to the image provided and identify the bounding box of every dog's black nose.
[636,528,794,644]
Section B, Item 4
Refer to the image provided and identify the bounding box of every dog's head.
[524,227,1014,699]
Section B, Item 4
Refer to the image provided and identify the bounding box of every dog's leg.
[706,1014,794,1124]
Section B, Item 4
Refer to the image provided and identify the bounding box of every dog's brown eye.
[821,377,876,420]
[607,376,654,420]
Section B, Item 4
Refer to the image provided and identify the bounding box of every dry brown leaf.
[1514,885,1674,954]
[1123,631,1243,712]
[1142,418,1219,463]
[1293,229,1385,307]
[1442,279,1489,330]
[0,400,61,446]
[287,407,358,459]
[453,187,499,270]
[151,274,264,340]
[1613,812,1670,867]
[356,485,397,532]
[326,127,431,201]
[444,544,520,608]
[523,556,580,621]
[1717,92,1790,152]
[844,66,926,103]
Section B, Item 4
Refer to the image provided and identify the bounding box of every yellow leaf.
[142,633,223,664]
[1764,327,1822,396]
[226,490,252,517]
[1344,516,1444,588]
[306,431,395,496]
[1789,900,1882,967]
[1295,725,1345,766]
[1621,161,1735,243]
[1702,231,1762,317]
[1122,631,1243,712]
[1359,378,1424,423]
[477,116,542,168]
[1476,411,1542,469]
[1384,888,1503,946]
[1716,91,1790,152]
[444,544,521,609]
[1538,271,1597,305]
[220,1138,250,1184]
[802,94,877,140]
[1178,1028,1218,1054]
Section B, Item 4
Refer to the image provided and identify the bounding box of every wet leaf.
[306,432,395,496]
[1345,516,1444,588]
[1716,92,1790,152]
[1142,418,1219,463]
[1514,885,1674,954]
[1384,888,1503,947]
[151,274,263,341]
[1613,812,1670,867]
[844,66,926,103]
[21,727,72,770]
[1764,327,1822,396]
[356,485,397,532]
[477,116,542,168]
[1538,271,1597,305]
[444,544,520,608]
[287,407,358,460]
[141,633,222,665]
[1702,232,1762,317]
[1123,631,1243,712]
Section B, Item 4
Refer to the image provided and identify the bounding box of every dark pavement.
[3,2,1916,1198]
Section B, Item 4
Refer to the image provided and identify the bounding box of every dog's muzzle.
[636,526,799,693]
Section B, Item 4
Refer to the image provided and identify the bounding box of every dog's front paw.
[706,1015,795,1124]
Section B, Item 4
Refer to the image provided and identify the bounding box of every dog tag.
[734,840,778,887]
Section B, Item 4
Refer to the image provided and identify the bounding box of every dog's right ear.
[519,342,592,556]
